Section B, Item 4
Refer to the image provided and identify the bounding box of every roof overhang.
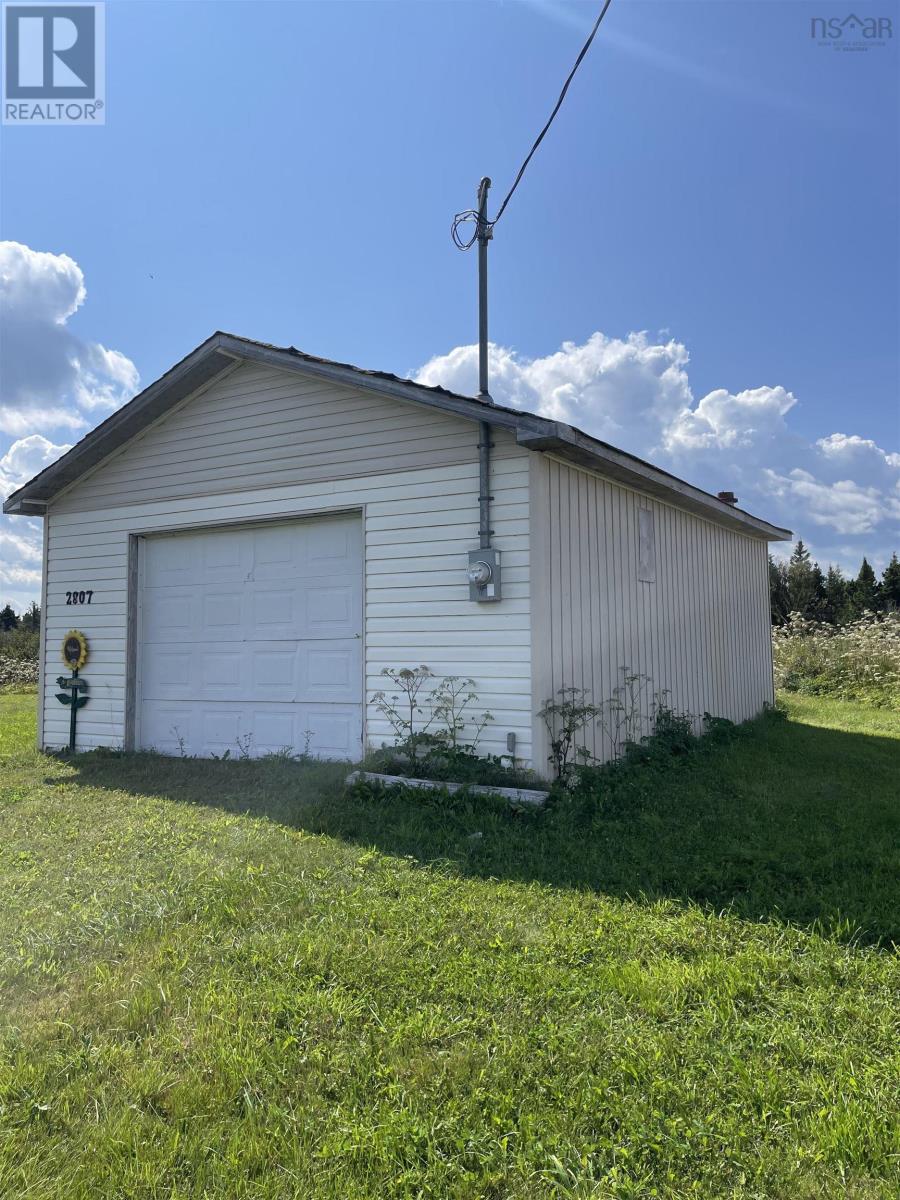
[3,331,791,541]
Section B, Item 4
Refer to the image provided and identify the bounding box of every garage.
[4,333,788,762]
[136,513,363,760]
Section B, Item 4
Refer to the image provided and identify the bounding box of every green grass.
[0,694,898,1198]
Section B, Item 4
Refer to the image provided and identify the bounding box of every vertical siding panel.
[560,465,574,694]
[696,513,710,720]
[528,455,552,770]
[571,473,586,704]
[585,474,600,760]
[599,479,614,759]
[533,457,776,765]
[709,523,723,721]
[660,503,676,712]
[613,484,626,709]
[549,461,562,703]
[738,536,751,718]
[581,474,594,757]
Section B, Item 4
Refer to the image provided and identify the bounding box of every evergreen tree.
[787,540,823,618]
[849,557,880,617]
[768,555,791,625]
[20,601,40,632]
[822,565,850,625]
[0,604,19,631]
[881,553,900,611]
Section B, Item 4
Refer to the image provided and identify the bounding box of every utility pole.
[476,176,493,402]
[475,176,494,556]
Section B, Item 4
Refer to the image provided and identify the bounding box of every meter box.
[467,547,501,602]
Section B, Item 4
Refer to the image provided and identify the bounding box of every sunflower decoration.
[61,630,89,671]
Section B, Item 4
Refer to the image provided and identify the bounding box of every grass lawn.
[0,691,897,1198]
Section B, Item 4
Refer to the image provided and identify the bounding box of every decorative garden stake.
[56,630,89,752]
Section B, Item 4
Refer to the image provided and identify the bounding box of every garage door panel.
[254,525,297,571]
[140,700,360,759]
[201,533,249,580]
[143,535,195,584]
[306,517,360,570]
[300,641,360,701]
[303,708,358,758]
[142,647,193,691]
[142,638,360,704]
[142,590,196,641]
[305,582,359,637]
[139,515,362,759]
[251,648,296,692]
[140,704,197,755]
[142,581,361,644]
[202,590,244,632]
[252,587,297,631]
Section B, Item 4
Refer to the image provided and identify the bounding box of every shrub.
[0,626,39,662]
[536,688,602,780]
[366,666,537,788]
[0,655,39,692]
[773,611,900,709]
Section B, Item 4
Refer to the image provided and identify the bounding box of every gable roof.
[3,331,791,540]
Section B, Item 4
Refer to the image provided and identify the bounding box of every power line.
[452,0,614,251]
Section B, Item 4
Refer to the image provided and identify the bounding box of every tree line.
[1,602,40,633]
[0,602,41,660]
[769,544,900,625]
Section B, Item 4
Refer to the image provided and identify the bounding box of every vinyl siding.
[43,363,533,762]
[530,455,773,766]
[56,362,509,507]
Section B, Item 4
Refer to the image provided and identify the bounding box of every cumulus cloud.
[0,433,73,498]
[0,405,87,436]
[415,333,899,572]
[0,435,73,610]
[0,241,139,432]
[0,242,138,612]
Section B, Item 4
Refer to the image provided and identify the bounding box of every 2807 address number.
[65,590,93,605]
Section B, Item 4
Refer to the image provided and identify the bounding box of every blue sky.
[1,0,898,609]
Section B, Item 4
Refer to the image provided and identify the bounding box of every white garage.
[3,331,790,768]
[138,515,363,758]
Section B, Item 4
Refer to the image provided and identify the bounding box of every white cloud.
[0,241,139,434]
[0,406,88,436]
[0,529,42,563]
[0,243,139,611]
[416,333,899,573]
[417,331,693,442]
[0,435,73,611]
[0,434,72,499]
[761,470,900,537]
[0,513,44,614]
[664,386,797,452]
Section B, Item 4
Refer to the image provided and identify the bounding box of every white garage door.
[137,514,362,760]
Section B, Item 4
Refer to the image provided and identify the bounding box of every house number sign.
[65,590,93,605]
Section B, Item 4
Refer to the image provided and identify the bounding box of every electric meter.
[467,547,501,602]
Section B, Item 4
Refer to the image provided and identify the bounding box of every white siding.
[43,363,533,761]
[530,455,774,767]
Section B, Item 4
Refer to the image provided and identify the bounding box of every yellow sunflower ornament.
[61,630,89,671]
